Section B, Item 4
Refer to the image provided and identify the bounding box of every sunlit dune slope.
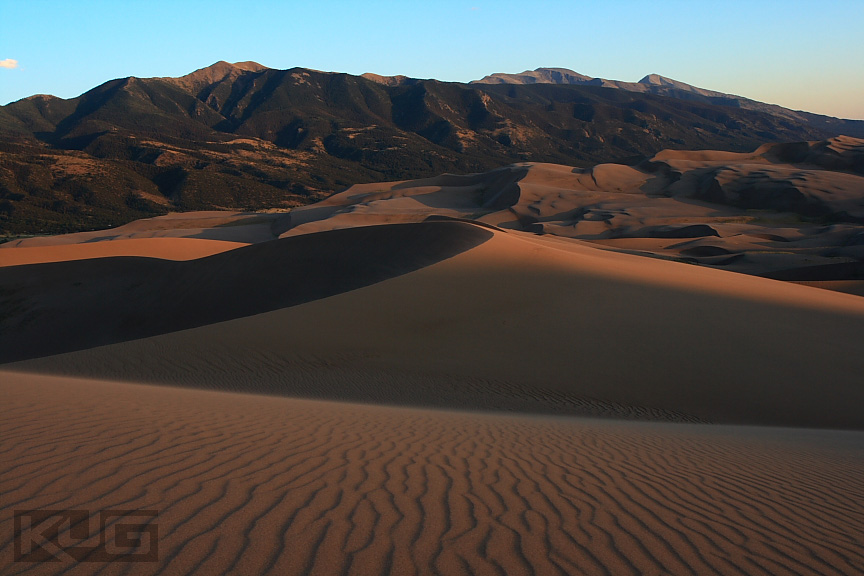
[6,221,863,429]
[0,237,243,267]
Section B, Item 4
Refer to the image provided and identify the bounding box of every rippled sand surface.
[2,373,862,576]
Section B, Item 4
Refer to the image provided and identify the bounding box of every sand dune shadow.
[0,221,492,363]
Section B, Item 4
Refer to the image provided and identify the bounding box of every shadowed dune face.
[0,221,491,363]
[1,373,863,576]
[8,225,864,429]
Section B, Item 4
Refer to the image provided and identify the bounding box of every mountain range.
[473,67,864,138]
[1,61,861,236]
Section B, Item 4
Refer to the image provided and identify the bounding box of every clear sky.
[2,0,863,119]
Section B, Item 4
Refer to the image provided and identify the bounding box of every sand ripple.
[2,373,862,575]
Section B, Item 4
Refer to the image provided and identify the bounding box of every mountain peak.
[639,73,676,86]
[361,73,420,86]
[229,61,268,72]
[637,74,734,99]
[472,68,592,85]
[166,61,268,93]
[638,74,695,90]
[186,60,267,79]
[23,94,61,102]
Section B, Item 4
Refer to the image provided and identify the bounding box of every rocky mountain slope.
[474,67,864,139]
[0,61,848,236]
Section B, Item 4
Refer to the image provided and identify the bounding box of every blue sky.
[2,0,863,119]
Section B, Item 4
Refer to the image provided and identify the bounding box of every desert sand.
[1,372,863,576]
[0,237,242,267]
[5,222,864,429]
[279,137,864,295]
[2,142,863,574]
[0,210,288,248]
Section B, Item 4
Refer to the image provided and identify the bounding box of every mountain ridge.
[473,67,864,137]
[0,61,855,236]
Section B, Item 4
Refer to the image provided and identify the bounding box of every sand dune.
[274,137,864,289]
[0,237,243,267]
[791,279,864,297]
[7,223,864,429]
[2,143,863,574]
[1,372,862,576]
[281,166,527,237]
[5,138,862,286]
[0,210,288,248]
[0,221,491,362]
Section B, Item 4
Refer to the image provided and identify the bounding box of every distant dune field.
[278,137,864,296]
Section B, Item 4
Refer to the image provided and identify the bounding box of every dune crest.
[0,221,491,363]
[0,237,242,267]
[274,138,864,294]
[7,224,863,429]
